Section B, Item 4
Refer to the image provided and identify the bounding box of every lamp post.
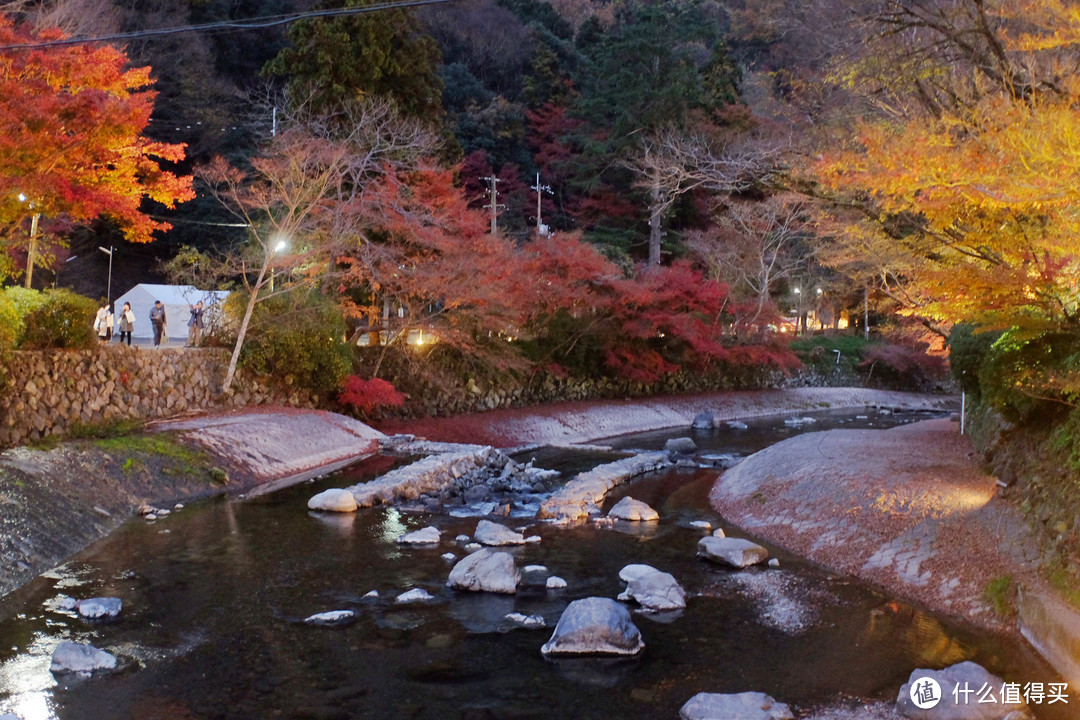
[269,238,287,291]
[793,287,802,335]
[98,246,114,305]
[19,194,40,289]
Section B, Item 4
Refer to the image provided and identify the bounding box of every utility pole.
[98,245,114,305]
[23,211,39,289]
[481,174,504,236]
[531,172,552,236]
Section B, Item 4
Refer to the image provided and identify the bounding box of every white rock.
[465,543,483,552]
[608,496,659,522]
[523,565,548,573]
[712,528,726,538]
[698,536,769,568]
[397,526,441,545]
[53,595,77,611]
[541,597,644,656]
[618,564,658,584]
[50,641,117,674]
[689,520,712,531]
[475,519,527,545]
[525,535,542,544]
[728,420,749,430]
[304,610,355,625]
[617,565,686,611]
[144,514,157,522]
[546,576,568,590]
[504,613,546,629]
[307,488,359,513]
[680,692,794,720]
[76,597,122,619]
[896,661,1030,720]
[395,588,434,604]
[441,552,457,562]
[455,534,471,543]
[156,508,171,517]
[447,548,520,594]
[362,590,379,599]
[174,503,184,511]
[768,558,780,568]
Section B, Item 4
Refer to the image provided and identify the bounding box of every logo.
[910,677,942,709]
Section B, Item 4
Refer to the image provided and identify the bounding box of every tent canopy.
[113,283,229,342]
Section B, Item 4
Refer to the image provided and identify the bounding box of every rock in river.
[447,548,520,594]
[474,519,527,546]
[50,641,117,675]
[304,610,355,626]
[608,497,659,522]
[398,526,442,545]
[541,597,644,656]
[896,661,1033,720]
[617,564,686,612]
[698,536,769,568]
[76,597,122,619]
[680,692,794,720]
[307,488,358,513]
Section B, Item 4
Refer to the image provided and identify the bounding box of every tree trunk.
[221,260,270,395]
[648,182,663,266]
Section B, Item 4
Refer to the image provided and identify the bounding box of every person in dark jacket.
[187,301,204,347]
[149,300,166,347]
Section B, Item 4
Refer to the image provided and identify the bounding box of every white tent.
[113,283,230,343]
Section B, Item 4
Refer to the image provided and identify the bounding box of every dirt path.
[710,418,1039,634]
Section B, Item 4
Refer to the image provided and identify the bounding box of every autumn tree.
[0,16,193,285]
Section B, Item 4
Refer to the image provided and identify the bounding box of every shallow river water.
[0,409,1069,719]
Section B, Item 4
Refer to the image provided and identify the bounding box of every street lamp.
[269,237,288,291]
[98,246,114,305]
[793,287,802,335]
[18,194,40,289]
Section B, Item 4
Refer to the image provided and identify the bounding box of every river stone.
[307,488,359,513]
[50,641,117,674]
[680,692,794,720]
[474,519,527,546]
[619,564,658,584]
[896,662,1032,720]
[77,597,122,619]
[398,526,441,545]
[617,565,686,612]
[546,576,567,589]
[395,588,435,604]
[541,597,644,656]
[698,536,769,568]
[728,420,749,430]
[665,437,698,455]
[608,497,659,522]
[447,548,521,594]
[504,612,546,629]
[692,412,715,429]
[304,610,355,625]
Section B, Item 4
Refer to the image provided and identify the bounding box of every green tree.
[265,0,445,124]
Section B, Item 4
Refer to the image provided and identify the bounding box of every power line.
[0,0,457,51]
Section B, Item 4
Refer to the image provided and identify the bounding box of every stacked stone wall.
[0,346,315,447]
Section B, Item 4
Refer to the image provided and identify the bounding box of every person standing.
[118,302,135,346]
[187,300,204,347]
[93,303,110,343]
[149,300,167,347]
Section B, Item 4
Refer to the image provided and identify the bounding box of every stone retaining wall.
[0,346,316,447]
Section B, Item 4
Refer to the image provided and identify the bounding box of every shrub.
[339,375,406,415]
[978,330,1080,422]
[222,289,352,396]
[20,288,97,349]
[948,323,1002,397]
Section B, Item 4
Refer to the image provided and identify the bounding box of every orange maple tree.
[0,17,193,279]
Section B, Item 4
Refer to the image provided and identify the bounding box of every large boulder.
[680,692,794,720]
[475,519,527,546]
[896,662,1033,720]
[608,497,659,522]
[698,536,769,568]
[447,548,521,594]
[617,564,686,612]
[76,597,122,619]
[50,641,117,675]
[307,488,359,513]
[540,597,644,656]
